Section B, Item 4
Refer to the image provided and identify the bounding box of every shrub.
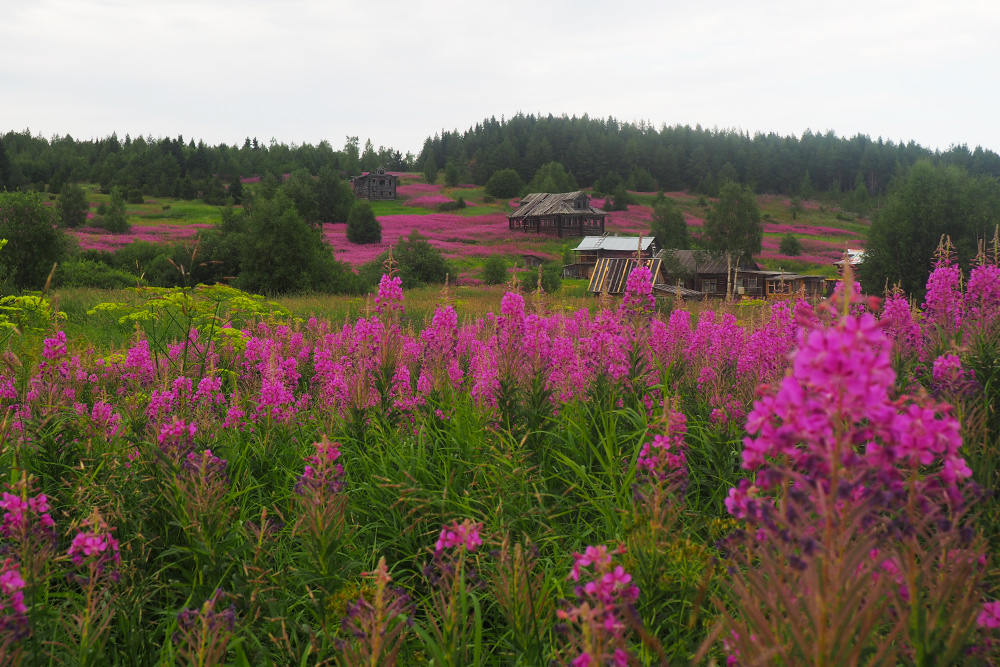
[519,261,561,293]
[127,187,144,205]
[836,212,855,222]
[58,182,89,229]
[485,169,524,199]
[360,230,449,289]
[481,254,508,285]
[0,190,66,290]
[57,259,143,289]
[697,195,709,207]
[779,233,803,256]
[482,194,495,204]
[103,187,131,234]
[436,197,467,212]
[346,201,382,245]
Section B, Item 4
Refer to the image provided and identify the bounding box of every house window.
[703,279,718,293]
[745,277,758,288]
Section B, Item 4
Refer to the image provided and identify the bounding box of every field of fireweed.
[1,244,999,666]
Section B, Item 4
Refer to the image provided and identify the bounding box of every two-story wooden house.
[508,192,606,238]
[351,167,397,201]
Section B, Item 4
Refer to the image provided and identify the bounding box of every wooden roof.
[587,257,663,294]
[653,284,705,299]
[657,249,760,275]
[509,192,605,219]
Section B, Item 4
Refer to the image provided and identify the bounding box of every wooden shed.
[564,235,656,279]
[587,257,665,295]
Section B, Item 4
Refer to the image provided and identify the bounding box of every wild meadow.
[1,239,998,665]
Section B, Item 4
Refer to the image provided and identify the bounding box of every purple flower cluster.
[375,274,404,315]
[0,491,55,538]
[558,545,639,667]
[295,439,345,496]
[0,559,28,638]
[636,409,687,483]
[434,519,482,555]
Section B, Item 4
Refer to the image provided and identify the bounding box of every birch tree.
[703,180,763,299]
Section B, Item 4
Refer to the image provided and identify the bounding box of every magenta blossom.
[434,519,482,554]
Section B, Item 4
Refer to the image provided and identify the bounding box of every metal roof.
[508,192,605,219]
[574,236,654,252]
[587,257,663,294]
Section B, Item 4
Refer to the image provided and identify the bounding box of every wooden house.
[508,191,606,238]
[657,250,762,298]
[587,257,665,295]
[563,235,656,279]
[765,273,828,298]
[351,167,397,201]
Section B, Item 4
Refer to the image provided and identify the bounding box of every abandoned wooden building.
[521,254,547,270]
[563,235,656,279]
[657,250,763,298]
[587,257,666,295]
[351,167,397,201]
[508,192,606,238]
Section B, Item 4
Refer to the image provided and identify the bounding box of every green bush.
[360,230,449,289]
[57,259,143,289]
[519,261,562,293]
[346,201,382,244]
[436,197,467,212]
[485,169,525,199]
[481,254,508,285]
[0,190,66,290]
[779,233,803,256]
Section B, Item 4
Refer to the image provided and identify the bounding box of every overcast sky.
[2,0,998,155]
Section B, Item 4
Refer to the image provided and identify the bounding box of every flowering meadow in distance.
[0,235,999,665]
[63,176,868,273]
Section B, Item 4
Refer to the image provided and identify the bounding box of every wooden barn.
[587,257,665,295]
[564,235,656,279]
[508,192,606,238]
[657,250,762,298]
[351,167,397,201]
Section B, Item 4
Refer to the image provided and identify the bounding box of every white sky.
[2,0,998,155]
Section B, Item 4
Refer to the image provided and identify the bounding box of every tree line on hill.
[419,113,1000,205]
[0,132,413,209]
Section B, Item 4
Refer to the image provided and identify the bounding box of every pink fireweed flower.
[375,274,404,315]
[966,262,1000,330]
[158,417,197,461]
[558,544,638,666]
[923,259,964,336]
[295,439,345,496]
[569,545,613,582]
[622,264,656,315]
[0,559,28,638]
[979,600,1000,629]
[636,409,688,483]
[42,331,68,360]
[181,449,228,482]
[67,526,121,579]
[434,519,483,554]
[931,354,977,397]
[1,490,55,538]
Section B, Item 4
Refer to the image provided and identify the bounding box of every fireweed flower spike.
[338,557,413,667]
[173,589,236,667]
[558,544,638,666]
[710,282,985,666]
